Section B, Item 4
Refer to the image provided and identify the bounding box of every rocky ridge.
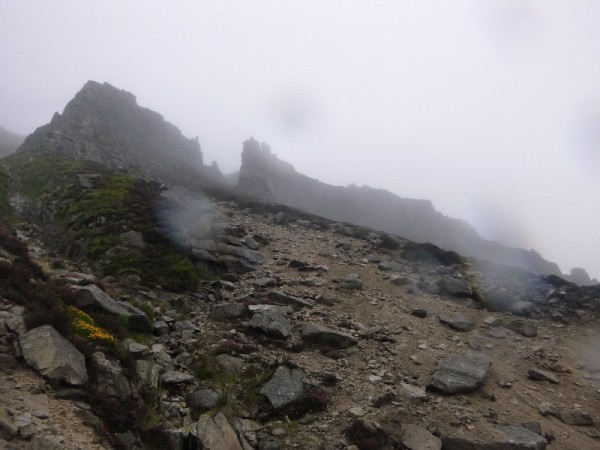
[236,137,595,284]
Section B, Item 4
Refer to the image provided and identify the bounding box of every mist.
[1,0,599,279]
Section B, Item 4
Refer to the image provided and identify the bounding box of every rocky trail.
[1,197,600,450]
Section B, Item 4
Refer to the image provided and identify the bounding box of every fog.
[1,1,599,279]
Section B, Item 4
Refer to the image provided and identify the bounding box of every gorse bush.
[66,305,116,346]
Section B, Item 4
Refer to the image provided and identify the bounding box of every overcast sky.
[1,0,599,279]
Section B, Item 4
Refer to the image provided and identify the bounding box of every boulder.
[442,426,547,450]
[401,424,442,450]
[160,370,195,385]
[301,323,357,349]
[399,383,427,404]
[528,368,559,384]
[216,354,244,374]
[437,276,472,297]
[506,321,537,337]
[260,366,304,409]
[187,412,243,450]
[136,360,161,390]
[509,301,537,317]
[92,352,132,400]
[439,313,474,332]
[187,389,222,411]
[427,354,490,395]
[209,303,247,321]
[268,291,314,309]
[339,275,363,290]
[216,243,266,264]
[378,261,403,272]
[70,284,151,331]
[19,325,88,385]
[561,409,594,426]
[245,308,292,338]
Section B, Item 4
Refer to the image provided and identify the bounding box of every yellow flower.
[65,305,116,344]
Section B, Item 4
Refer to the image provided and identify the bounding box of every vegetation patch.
[66,304,117,346]
[5,154,209,291]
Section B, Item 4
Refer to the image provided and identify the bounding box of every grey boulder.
[437,276,472,297]
[401,424,442,450]
[427,354,490,395]
[188,412,243,450]
[92,352,132,400]
[301,323,357,349]
[70,284,151,331]
[19,325,88,385]
[209,303,247,321]
[245,308,292,339]
[439,313,474,332]
[260,366,304,409]
[442,426,547,450]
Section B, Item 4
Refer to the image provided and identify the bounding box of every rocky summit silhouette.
[16,81,223,185]
[1,80,599,449]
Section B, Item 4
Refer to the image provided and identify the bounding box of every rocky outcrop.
[15,81,222,184]
[70,284,151,331]
[236,138,563,277]
[19,325,88,385]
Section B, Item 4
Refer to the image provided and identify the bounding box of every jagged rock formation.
[0,126,24,158]
[15,81,222,184]
[237,137,564,277]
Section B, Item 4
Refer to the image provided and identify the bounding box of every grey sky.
[1,0,599,278]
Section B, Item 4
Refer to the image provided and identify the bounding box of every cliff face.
[237,138,562,276]
[16,81,207,181]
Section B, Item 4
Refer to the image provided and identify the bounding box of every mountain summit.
[17,81,206,180]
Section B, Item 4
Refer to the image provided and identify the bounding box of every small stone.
[349,407,366,417]
[561,409,594,426]
[528,368,559,384]
[538,401,560,417]
[399,383,427,404]
[160,371,194,385]
[411,308,427,318]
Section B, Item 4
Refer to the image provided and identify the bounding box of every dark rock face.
[236,140,563,277]
[16,81,218,183]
